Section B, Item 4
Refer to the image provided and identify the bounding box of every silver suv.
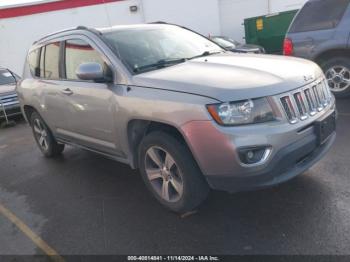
[17,24,336,213]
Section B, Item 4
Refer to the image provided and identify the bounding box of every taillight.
[283,38,293,56]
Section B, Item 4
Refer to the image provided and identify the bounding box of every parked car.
[211,36,265,54]
[18,24,336,213]
[284,0,350,97]
[0,67,22,122]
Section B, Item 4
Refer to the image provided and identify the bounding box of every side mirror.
[76,62,105,82]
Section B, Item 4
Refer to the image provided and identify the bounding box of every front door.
[59,38,120,155]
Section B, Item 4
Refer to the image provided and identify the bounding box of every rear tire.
[138,131,209,213]
[321,56,350,98]
[30,112,65,158]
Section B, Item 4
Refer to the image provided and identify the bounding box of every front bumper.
[0,92,22,119]
[181,107,336,193]
[206,131,335,192]
[0,104,22,119]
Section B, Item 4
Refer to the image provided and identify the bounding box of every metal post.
[267,0,271,14]
[0,97,9,124]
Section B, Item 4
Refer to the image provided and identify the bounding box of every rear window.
[28,42,60,79]
[289,0,350,33]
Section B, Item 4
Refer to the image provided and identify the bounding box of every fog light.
[246,151,254,160]
[238,146,271,166]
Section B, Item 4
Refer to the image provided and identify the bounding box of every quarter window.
[289,0,350,33]
[64,39,105,80]
[28,48,40,77]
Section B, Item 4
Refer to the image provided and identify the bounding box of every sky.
[0,0,51,8]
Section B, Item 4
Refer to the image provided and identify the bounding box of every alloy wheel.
[326,65,350,92]
[33,118,49,151]
[144,146,184,202]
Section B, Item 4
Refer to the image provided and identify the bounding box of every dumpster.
[244,10,298,54]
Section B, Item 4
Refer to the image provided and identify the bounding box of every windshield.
[103,26,223,74]
[0,69,16,85]
[211,37,235,49]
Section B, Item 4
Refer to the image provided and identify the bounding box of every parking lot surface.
[0,100,350,256]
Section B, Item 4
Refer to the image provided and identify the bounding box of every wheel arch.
[127,119,190,169]
[23,105,37,123]
[314,49,350,65]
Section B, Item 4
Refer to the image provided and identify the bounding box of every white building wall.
[269,0,308,13]
[0,0,309,74]
[218,0,308,41]
[219,0,268,42]
[141,0,221,37]
[0,0,143,74]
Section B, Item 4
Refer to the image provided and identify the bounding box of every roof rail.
[148,21,168,24]
[76,26,89,30]
[76,25,102,36]
[148,21,190,31]
[33,25,101,44]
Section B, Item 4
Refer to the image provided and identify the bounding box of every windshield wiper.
[188,50,223,60]
[133,51,223,73]
[133,58,187,73]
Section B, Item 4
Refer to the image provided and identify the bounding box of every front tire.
[321,56,350,98]
[138,131,209,213]
[30,112,65,157]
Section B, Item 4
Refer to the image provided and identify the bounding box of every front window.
[64,39,106,80]
[103,26,223,74]
[0,69,16,86]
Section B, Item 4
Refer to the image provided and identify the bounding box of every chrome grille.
[280,96,298,124]
[279,80,332,124]
[0,93,19,107]
[293,92,308,120]
[304,88,317,115]
[312,85,323,111]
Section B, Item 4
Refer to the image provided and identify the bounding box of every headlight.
[207,98,275,126]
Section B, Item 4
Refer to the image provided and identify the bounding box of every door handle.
[61,88,73,95]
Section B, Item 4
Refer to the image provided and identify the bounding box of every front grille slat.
[312,85,323,111]
[280,96,298,124]
[293,92,308,120]
[0,93,19,107]
[304,88,317,116]
[279,80,333,124]
[318,81,330,107]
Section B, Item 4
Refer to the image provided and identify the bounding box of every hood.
[132,53,323,102]
[0,83,16,95]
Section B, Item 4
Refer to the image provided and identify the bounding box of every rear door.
[58,37,120,155]
[287,0,350,59]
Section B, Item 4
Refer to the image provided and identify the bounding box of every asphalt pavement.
[0,100,349,256]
